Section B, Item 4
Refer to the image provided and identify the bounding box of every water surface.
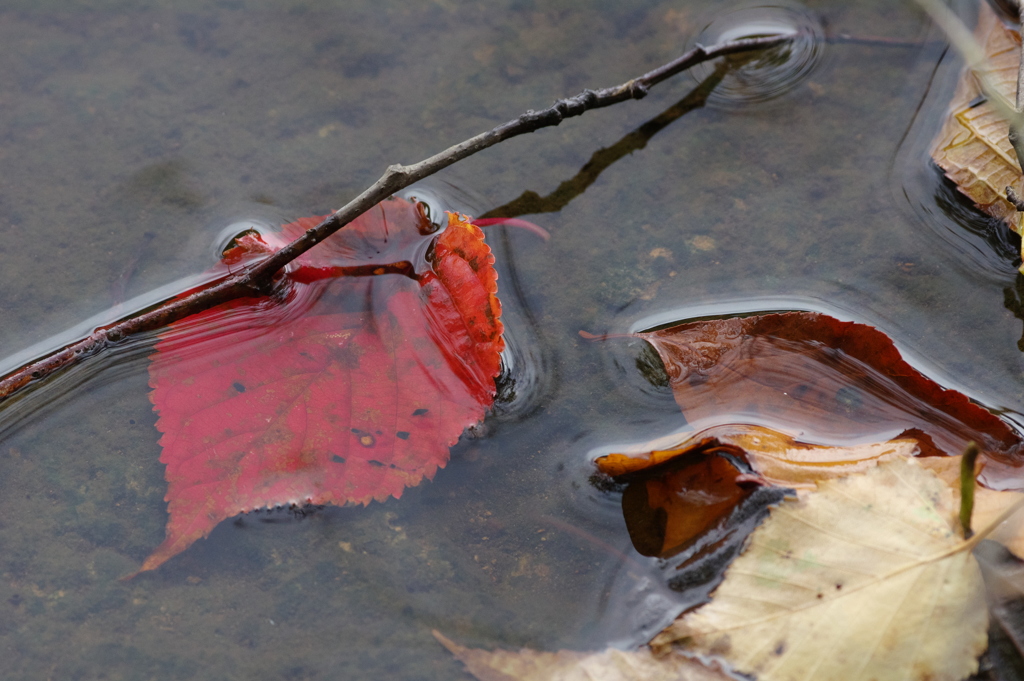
[0,0,1016,679]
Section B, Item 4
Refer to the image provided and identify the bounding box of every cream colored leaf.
[433,631,730,681]
[652,458,988,681]
[931,1,1024,241]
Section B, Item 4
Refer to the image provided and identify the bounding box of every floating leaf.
[433,631,730,681]
[931,1,1024,241]
[634,312,1024,489]
[142,198,503,573]
[652,458,989,681]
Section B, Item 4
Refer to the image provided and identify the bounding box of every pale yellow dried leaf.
[652,458,988,681]
[917,455,1024,559]
[724,429,917,489]
[596,424,917,489]
[931,1,1024,241]
[433,631,729,681]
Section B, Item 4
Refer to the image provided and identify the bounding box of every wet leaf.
[652,458,990,681]
[433,631,730,681]
[931,1,1024,240]
[632,312,1024,490]
[597,423,918,489]
[142,198,503,573]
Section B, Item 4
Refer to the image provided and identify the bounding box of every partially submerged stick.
[0,33,790,404]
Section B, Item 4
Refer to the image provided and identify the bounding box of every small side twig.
[959,442,980,539]
[0,32,791,404]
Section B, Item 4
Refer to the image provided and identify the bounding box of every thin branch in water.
[483,35,931,221]
[244,33,793,283]
[0,32,792,405]
[480,60,732,221]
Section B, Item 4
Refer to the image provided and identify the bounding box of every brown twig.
[0,33,791,404]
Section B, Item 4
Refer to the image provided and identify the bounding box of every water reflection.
[1003,272,1024,351]
[932,165,1022,268]
[480,62,730,221]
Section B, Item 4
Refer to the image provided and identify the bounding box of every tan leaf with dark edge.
[931,0,1024,242]
[651,458,989,681]
[433,631,730,681]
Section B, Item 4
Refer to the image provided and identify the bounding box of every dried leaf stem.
[1013,0,1024,170]
[1017,2,1024,110]
[0,33,790,404]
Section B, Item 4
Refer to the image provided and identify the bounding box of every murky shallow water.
[0,0,1020,678]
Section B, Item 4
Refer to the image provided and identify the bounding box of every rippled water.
[688,1,826,108]
[0,0,1020,678]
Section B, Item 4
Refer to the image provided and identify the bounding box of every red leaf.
[142,198,503,573]
[636,312,1024,489]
